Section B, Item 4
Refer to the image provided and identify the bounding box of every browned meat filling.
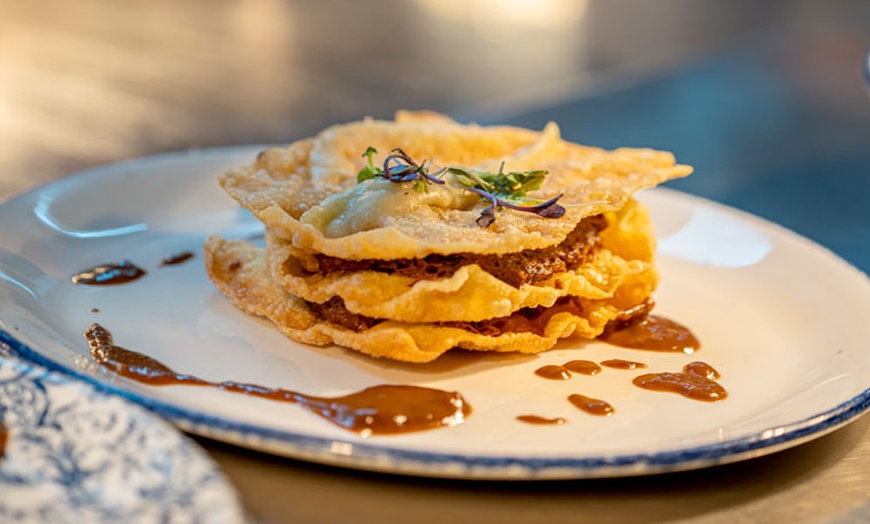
[307,297,382,332]
[313,214,608,288]
[441,296,588,337]
[306,295,652,338]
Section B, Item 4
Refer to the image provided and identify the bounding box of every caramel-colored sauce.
[632,362,727,402]
[159,251,195,267]
[600,315,700,354]
[568,393,615,416]
[72,261,147,285]
[84,323,471,436]
[516,415,567,425]
[562,360,602,376]
[599,359,648,370]
[684,361,720,380]
[534,364,571,380]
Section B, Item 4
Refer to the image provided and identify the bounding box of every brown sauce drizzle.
[632,362,727,402]
[684,361,720,380]
[72,261,147,285]
[568,393,615,416]
[562,360,602,376]
[534,364,571,380]
[600,359,648,370]
[516,415,567,425]
[600,315,700,354]
[84,323,471,436]
[160,251,195,267]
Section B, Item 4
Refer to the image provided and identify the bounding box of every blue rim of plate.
[3,327,870,479]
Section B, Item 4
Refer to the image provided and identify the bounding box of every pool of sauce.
[600,359,648,370]
[84,323,471,436]
[562,360,601,376]
[159,251,195,267]
[72,261,147,285]
[684,361,720,380]
[568,393,615,416]
[516,415,567,425]
[632,362,727,402]
[534,364,571,380]
[600,314,700,353]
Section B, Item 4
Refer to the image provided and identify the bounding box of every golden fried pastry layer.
[204,235,658,363]
[205,111,690,362]
[265,199,656,323]
[219,112,691,260]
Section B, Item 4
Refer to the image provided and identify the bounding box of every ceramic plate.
[1,147,868,480]
[0,353,245,522]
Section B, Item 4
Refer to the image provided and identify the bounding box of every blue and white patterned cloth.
[0,353,245,523]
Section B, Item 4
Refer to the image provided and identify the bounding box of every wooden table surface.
[2,1,869,523]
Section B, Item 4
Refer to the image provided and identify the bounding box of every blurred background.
[1,0,868,264]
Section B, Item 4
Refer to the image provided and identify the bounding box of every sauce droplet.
[568,393,614,416]
[84,323,471,436]
[632,363,727,402]
[72,261,147,285]
[160,251,195,267]
[534,364,571,380]
[600,359,648,370]
[600,315,700,354]
[516,415,567,425]
[684,361,720,380]
[563,360,601,376]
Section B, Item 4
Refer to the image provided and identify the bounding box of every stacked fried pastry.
[204,111,692,362]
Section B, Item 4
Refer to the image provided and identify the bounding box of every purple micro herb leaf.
[476,205,496,227]
[360,148,445,192]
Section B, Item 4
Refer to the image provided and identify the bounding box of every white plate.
[1,147,868,480]
[0,353,245,523]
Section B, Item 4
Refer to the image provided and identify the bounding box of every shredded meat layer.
[306,295,653,338]
[313,214,608,288]
[307,297,382,332]
[441,296,588,337]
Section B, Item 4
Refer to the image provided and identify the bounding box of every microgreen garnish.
[448,164,565,227]
[356,148,566,227]
[357,147,445,193]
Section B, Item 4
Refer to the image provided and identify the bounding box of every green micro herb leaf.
[447,163,565,227]
[356,146,382,183]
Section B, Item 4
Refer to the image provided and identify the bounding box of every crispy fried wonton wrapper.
[266,199,655,322]
[206,111,691,361]
[219,112,691,259]
[204,235,657,363]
